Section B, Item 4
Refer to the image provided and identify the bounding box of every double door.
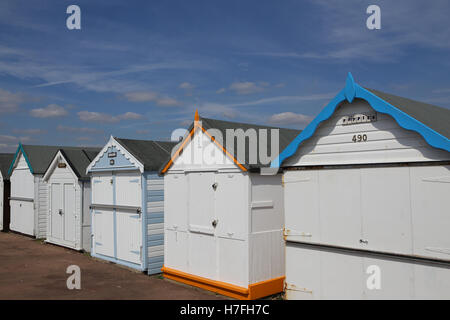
[50,182,76,245]
[187,172,247,285]
[92,171,142,266]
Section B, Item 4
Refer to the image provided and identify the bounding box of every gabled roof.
[55,147,102,180]
[0,153,14,179]
[8,144,100,175]
[160,113,302,174]
[365,88,450,139]
[272,73,450,168]
[114,137,177,172]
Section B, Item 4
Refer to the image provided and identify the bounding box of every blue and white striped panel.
[146,173,164,275]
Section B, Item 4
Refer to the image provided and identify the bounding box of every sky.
[0,0,450,152]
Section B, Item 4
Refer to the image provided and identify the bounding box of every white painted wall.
[165,129,285,288]
[170,130,237,172]
[10,153,36,236]
[286,243,450,300]
[285,100,449,166]
[284,165,450,260]
[249,174,285,284]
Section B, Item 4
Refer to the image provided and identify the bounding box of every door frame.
[47,178,80,249]
[90,169,146,271]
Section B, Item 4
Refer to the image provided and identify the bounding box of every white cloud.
[0,134,31,151]
[77,111,143,123]
[0,88,26,113]
[124,91,181,107]
[216,88,226,94]
[119,112,143,120]
[268,112,313,127]
[156,97,180,107]
[13,128,46,135]
[30,104,68,118]
[229,82,265,95]
[124,91,158,102]
[179,82,195,90]
[57,125,102,134]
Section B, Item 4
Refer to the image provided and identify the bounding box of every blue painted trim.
[8,143,34,175]
[271,73,450,168]
[91,252,144,271]
[142,173,148,273]
[112,173,117,259]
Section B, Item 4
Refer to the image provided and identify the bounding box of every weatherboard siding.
[146,172,164,274]
[35,175,48,239]
[285,100,450,167]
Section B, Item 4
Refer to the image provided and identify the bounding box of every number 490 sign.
[352,134,368,143]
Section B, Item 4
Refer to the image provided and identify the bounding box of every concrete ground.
[0,232,225,300]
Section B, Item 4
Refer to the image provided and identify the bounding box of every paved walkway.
[0,232,224,300]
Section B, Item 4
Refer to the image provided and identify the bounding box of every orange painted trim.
[162,266,285,300]
[161,121,248,174]
[161,125,197,174]
[200,126,247,172]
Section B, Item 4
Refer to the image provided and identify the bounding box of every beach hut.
[86,136,176,273]
[273,73,450,299]
[43,147,101,251]
[0,153,14,231]
[8,144,99,238]
[159,112,300,299]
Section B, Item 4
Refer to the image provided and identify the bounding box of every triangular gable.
[87,136,144,173]
[271,73,450,168]
[8,143,33,175]
[160,111,247,174]
[43,150,79,182]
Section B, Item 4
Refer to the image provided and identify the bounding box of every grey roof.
[114,137,177,172]
[15,145,100,175]
[0,153,14,179]
[58,147,102,180]
[367,88,450,139]
[160,117,302,172]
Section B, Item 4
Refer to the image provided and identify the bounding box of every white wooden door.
[10,200,34,235]
[92,173,114,257]
[93,208,114,257]
[115,172,142,264]
[116,209,142,264]
[115,172,141,207]
[50,183,63,240]
[188,172,216,279]
[63,184,76,243]
[92,173,113,205]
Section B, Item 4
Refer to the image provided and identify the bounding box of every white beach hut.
[160,112,300,299]
[43,147,101,251]
[273,73,450,299]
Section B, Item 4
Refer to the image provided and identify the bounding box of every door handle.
[58,209,63,215]
[359,239,368,244]
[211,219,218,228]
[212,183,218,191]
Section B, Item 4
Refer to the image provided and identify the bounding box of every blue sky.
[0,0,450,152]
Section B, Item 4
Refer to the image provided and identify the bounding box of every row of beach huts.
[0,74,449,299]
